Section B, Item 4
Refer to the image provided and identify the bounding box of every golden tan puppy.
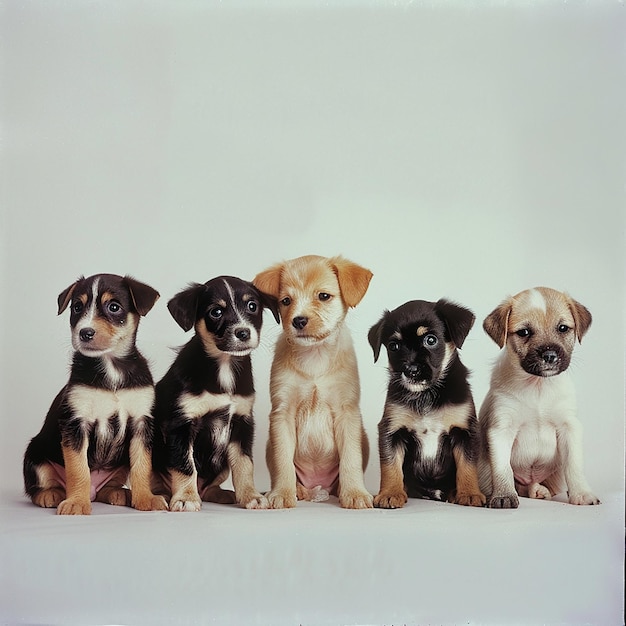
[253,255,373,509]
[479,286,599,508]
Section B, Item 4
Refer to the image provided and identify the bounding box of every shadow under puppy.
[368,299,485,508]
[152,276,278,512]
[23,273,167,515]
[479,286,599,508]
[253,254,373,509]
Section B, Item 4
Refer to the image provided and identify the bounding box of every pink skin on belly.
[295,460,339,495]
[49,462,123,502]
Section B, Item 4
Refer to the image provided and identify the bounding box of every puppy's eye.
[557,324,570,333]
[247,301,258,313]
[72,301,83,314]
[424,334,438,347]
[209,307,223,319]
[516,328,532,338]
[388,341,400,352]
[318,292,332,301]
[280,297,291,307]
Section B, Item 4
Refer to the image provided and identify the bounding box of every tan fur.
[57,442,92,515]
[254,255,373,509]
[479,287,599,508]
[373,457,408,509]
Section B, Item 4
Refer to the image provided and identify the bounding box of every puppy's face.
[168,276,278,357]
[369,299,475,394]
[58,274,159,358]
[253,255,373,347]
[483,287,592,377]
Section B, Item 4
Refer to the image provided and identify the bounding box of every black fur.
[369,299,482,505]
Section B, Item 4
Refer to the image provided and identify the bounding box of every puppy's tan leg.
[170,467,202,512]
[227,442,268,509]
[96,467,131,506]
[57,442,91,515]
[335,415,373,510]
[485,426,519,509]
[374,456,408,509]
[266,412,298,509]
[128,435,168,511]
[452,447,486,507]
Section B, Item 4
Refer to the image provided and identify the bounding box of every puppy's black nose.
[542,350,559,364]
[235,328,251,341]
[403,364,421,379]
[292,316,308,330]
[79,328,95,342]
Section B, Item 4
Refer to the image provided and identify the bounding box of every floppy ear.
[253,264,283,300]
[331,256,373,308]
[368,312,388,363]
[435,299,475,349]
[167,283,206,332]
[568,296,592,343]
[124,276,160,316]
[57,279,81,315]
[247,280,280,324]
[483,300,511,349]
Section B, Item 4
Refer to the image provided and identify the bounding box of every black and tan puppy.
[152,276,278,512]
[368,299,485,508]
[23,274,167,515]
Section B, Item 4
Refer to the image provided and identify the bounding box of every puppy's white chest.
[178,390,253,421]
[67,385,154,425]
[414,416,446,460]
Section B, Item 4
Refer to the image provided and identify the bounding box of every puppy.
[479,286,599,508]
[253,255,373,509]
[368,299,485,508]
[152,276,278,512]
[23,274,167,515]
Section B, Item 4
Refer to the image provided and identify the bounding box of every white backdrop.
[1,2,624,505]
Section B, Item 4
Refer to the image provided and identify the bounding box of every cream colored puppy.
[479,286,599,508]
[253,255,373,509]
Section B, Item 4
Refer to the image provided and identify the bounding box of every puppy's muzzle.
[79,327,96,343]
[234,327,251,342]
[403,364,423,381]
[292,316,308,330]
[523,345,569,377]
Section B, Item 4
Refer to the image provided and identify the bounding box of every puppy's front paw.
[529,483,552,500]
[57,498,92,515]
[133,494,169,511]
[239,491,269,510]
[340,490,373,510]
[454,491,486,507]
[373,491,407,509]
[488,493,519,509]
[267,490,297,509]
[170,495,202,512]
[33,488,65,508]
[569,491,600,506]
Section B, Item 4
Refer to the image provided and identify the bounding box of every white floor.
[1,489,623,626]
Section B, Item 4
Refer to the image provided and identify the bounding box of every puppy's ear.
[483,300,511,348]
[331,256,373,308]
[124,276,160,316]
[435,299,475,349]
[167,283,205,332]
[568,296,592,343]
[247,280,281,324]
[368,313,389,363]
[253,264,283,300]
[57,278,82,315]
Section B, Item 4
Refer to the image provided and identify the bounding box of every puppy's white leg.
[227,442,268,509]
[486,427,519,509]
[556,421,600,505]
[335,412,373,510]
[266,412,298,509]
[170,467,202,512]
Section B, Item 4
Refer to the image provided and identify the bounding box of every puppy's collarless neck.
[69,349,152,390]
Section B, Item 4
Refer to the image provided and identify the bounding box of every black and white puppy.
[153,276,279,512]
[23,274,167,515]
[368,299,485,508]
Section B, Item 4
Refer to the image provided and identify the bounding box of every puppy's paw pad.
[134,494,169,511]
[268,491,297,509]
[488,494,519,509]
[373,492,407,509]
[455,492,486,507]
[340,491,374,509]
[33,488,65,508]
[569,492,600,505]
[170,498,202,512]
[57,499,91,515]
